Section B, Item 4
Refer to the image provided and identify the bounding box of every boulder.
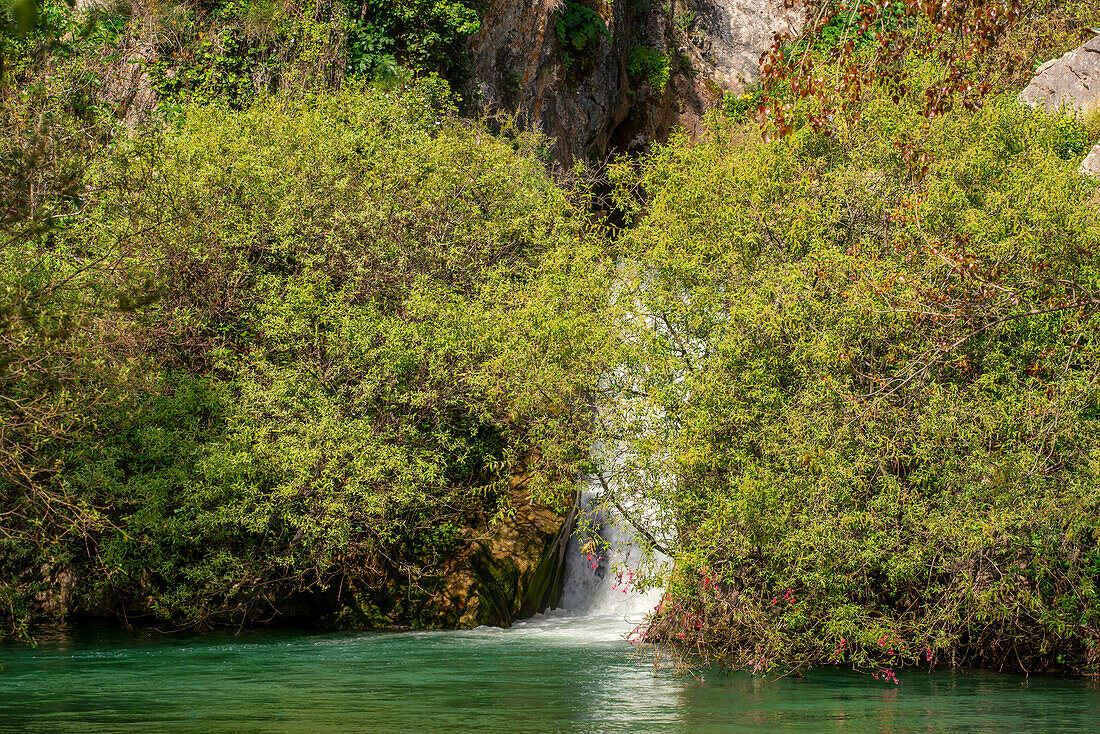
[687,0,800,93]
[1018,33,1100,117]
[1082,143,1100,177]
[1018,33,1100,177]
[433,452,574,628]
[336,450,575,629]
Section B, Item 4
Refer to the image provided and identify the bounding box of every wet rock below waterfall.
[339,455,572,630]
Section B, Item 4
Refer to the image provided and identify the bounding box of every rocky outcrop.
[69,0,158,126]
[32,564,76,617]
[433,462,574,628]
[686,0,800,92]
[1018,33,1100,117]
[1082,144,1100,176]
[70,0,346,128]
[100,27,159,127]
[76,1,795,160]
[469,0,647,164]
[1018,33,1100,177]
[468,1,797,165]
[338,451,575,629]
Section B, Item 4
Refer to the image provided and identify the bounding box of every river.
[2,616,1099,733]
[2,493,1099,732]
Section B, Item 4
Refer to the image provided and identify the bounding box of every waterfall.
[508,262,675,637]
[500,476,661,642]
[553,477,663,622]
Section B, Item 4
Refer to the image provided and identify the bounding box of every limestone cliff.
[468,0,797,164]
[76,1,795,164]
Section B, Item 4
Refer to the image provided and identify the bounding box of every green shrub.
[722,88,763,121]
[819,2,910,48]
[145,0,483,108]
[555,2,610,76]
[1,81,614,629]
[345,0,480,79]
[673,8,694,35]
[607,94,1100,677]
[147,0,346,108]
[626,45,669,94]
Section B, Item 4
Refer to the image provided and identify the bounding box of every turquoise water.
[2,613,1098,733]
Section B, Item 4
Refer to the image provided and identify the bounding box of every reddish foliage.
[759,0,1031,137]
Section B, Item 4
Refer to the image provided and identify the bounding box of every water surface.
[2,614,1098,733]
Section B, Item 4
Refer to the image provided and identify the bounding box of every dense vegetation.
[610,92,1100,677]
[602,3,1100,678]
[3,0,1100,678]
[1,69,613,630]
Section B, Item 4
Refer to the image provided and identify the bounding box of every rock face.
[1018,33,1100,117]
[468,0,797,165]
[1018,33,1100,177]
[1082,144,1100,176]
[433,459,574,628]
[468,0,632,164]
[687,0,800,92]
[100,31,159,127]
[33,564,76,617]
[75,1,795,161]
[339,451,574,629]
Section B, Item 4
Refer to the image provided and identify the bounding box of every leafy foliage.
[5,0,1100,683]
[626,45,669,94]
[0,2,153,640]
[758,0,1100,137]
[147,0,346,109]
[606,91,1100,677]
[722,88,764,122]
[555,1,610,77]
[345,0,480,79]
[0,80,614,630]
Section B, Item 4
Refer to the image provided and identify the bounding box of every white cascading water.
[487,267,676,641]
[556,481,661,617]
[499,475,664,642]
